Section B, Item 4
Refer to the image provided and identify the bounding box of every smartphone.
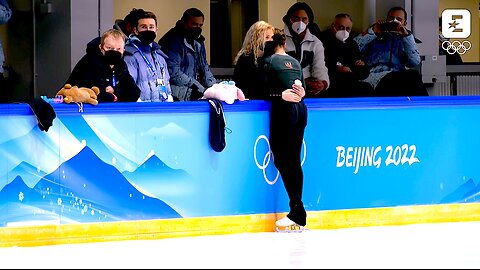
[380,21,399,32]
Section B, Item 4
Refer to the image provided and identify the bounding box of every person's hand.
[373,20,386,35]
[375,20,409,36]
[105,86,115,94]
[110,93,118,102]
[337,65,352,73]
[281,89,302,103]
[292,83,305,98]
[167,95,174,102]
[305,77,326,96]
[354,60,365,66]
[397,23,409,36]
[389,21,408,36]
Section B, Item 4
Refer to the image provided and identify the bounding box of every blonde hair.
[100,29,126,46]
[234,21,275,66]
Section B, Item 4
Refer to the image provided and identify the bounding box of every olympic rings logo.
[441,40,471,55]
[253,135,306,185]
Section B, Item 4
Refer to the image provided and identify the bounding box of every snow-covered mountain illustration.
[0,146,181,227]
[56,114,139,173]
[123,154,190,197]
[0,115,140,184]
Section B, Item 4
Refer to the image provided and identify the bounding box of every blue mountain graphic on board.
[0,161,47,190]
[32,146,182,222]
[440,178,479,203]
[0,173,114,226]
[0,175,51,227]
[123,155,190,198]
[0,115,139,181]
[56,114,139,173]
[123,154,189,181]
[462,181,480,203]
[0,175,43,204]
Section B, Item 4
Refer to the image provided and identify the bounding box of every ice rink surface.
[1,221,480,269]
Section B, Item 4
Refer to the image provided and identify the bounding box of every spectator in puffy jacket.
[158,8,216,101]
[354,6,428,96]
[124,9,173,102]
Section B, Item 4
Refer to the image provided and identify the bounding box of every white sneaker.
[275,216,296,227]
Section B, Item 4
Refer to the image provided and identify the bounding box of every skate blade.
[275,224,306,233]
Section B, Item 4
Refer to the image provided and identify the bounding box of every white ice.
[1,221,480,269]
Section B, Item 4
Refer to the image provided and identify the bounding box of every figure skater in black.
[261,29,307,231]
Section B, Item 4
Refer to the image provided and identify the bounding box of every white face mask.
[390,18,402,25]
[335,30,349,42]
[291,21,307,34]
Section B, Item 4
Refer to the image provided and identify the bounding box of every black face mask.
[104,50,122,65]
[186,27,202,42]
[137,30,156,45]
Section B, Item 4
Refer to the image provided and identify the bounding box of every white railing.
[446,64,480,96]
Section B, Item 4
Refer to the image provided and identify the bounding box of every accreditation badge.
[159,85,168,99]
[157,78,165,86]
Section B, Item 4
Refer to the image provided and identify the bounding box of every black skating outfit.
[262,53,308,226]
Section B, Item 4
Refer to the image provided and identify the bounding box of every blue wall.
[0,97,478,227]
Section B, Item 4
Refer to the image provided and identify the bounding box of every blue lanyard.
[131,42,162,78]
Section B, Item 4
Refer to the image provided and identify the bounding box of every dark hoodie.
[158,20,206,52]
[65,37,140,102]
[157,21,216,101]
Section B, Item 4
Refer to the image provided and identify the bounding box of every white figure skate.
[275,216,306,233]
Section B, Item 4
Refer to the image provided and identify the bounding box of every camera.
[379,21,399,32]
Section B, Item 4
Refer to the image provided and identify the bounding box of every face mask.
[186,27,202,41]
[335,30,349,42]
[260,41,266,51]
[104,50,122,65]
[389,18,402,26]
[291,21,307,34]
[137,30,156,45]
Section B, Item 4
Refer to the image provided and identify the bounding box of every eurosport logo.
[254,135,306,185]
[442,40,472,55]
[441,9,471,39]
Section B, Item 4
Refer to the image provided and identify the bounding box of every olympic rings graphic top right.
[441,40,472,55]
